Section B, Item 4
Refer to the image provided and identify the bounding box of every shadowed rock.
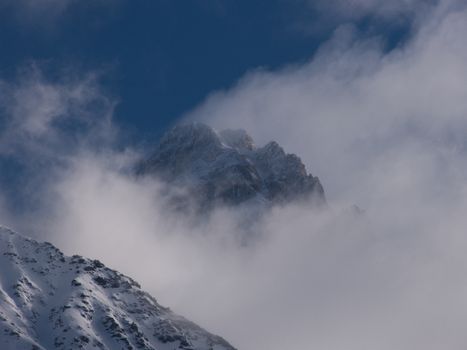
[137,122,325,214]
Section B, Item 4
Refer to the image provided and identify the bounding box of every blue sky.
[0,0,412,139]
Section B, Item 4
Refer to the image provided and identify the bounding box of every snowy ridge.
[0,226,236,350]
[137,123,325,212]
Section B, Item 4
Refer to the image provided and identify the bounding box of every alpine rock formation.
[0,226,236,350]
[137,123,325,214]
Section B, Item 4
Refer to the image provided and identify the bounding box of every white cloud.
[0,64,115,157]
[34,147,467,350]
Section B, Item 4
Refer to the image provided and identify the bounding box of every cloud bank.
[0,65,113,154]
[0,63,115,233]
[2,1,467,350]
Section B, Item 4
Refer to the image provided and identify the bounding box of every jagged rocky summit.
[137,123,325,213]
[0,226,236,350]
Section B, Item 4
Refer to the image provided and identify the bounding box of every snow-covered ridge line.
[0,227,236,350]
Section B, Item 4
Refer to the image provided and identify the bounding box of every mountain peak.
[219,128,255,151]
[138,123,325,212]
[162,122,222,149]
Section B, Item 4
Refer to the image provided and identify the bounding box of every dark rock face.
[137,123,325,213]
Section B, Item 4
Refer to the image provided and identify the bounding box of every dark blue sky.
[0,0,410,139]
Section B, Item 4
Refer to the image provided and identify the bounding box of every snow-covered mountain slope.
[137,123,325,213]
[0,226,236,350]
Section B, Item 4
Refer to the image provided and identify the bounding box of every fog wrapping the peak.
[1,1,467,349]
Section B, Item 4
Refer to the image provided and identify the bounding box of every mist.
[1,0,467,349]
